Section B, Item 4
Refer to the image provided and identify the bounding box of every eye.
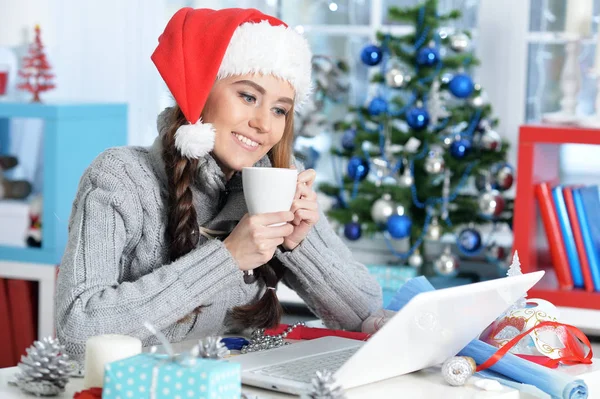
[273,107,288,117]
[239,92,256,104]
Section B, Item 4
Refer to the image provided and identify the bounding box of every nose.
[248,106,271,134]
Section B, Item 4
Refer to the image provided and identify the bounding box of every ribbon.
[476,321,593,372]
[264,324,371,341]
[143,322,199,399]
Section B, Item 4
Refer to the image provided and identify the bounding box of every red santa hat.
[151,7,313,159]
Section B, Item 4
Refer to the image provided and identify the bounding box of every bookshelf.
[513,124,600,334]
[0,102,127,338]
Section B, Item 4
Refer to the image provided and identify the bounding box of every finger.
[253,211,294,226]
[294,209,320,225]
[297,169,317,185]
[290,199,319,214]
[296,183,317,200]
[289,163,297,170]
[256,222,295,239]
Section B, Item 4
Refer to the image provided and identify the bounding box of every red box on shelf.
[513,124,600,310]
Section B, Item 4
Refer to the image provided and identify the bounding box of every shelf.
[0,102,128,265]
[0,246,60,265]
[513,124,600,317]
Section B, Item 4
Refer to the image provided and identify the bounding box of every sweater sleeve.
[55,160,240,360]
[274,210,383,332]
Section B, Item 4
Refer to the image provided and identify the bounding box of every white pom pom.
[174,119,216,159]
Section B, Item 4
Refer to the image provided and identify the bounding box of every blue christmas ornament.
[387,214,412,239]
[341,129,356,151]
[448,73,474,98]
[344,222,362,240]
[416,47,440,66]
[347,156,370,180]
[360,44,383,66]
[368,97,388,116]
[450,138,472,158]
[406,106,430,130]
[457,227,482,254]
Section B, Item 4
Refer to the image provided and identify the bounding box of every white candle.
[565,0,593,36]
[83,334,142,389]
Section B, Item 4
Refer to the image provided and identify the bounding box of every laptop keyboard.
[249,346,359,383]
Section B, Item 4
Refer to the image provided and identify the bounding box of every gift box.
[102,353,241,399]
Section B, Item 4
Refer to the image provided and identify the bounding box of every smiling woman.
[54,7,383,364]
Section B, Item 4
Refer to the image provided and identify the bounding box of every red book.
[563,186,595,292]
[6,279,37,362]
[535,182,573,289]
[0,279,16,367]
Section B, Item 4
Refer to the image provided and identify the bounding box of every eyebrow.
[234,80,294,105]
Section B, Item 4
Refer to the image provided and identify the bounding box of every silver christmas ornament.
[442,356,476,386]
[192,336,230,359]
[434,246,459,276]
[478,189,506,218]
[424,152,445,175]
[469,94,486,108]
[11,337,71,397]
[449,32,470,53]
[241,322,305,353]
[479,128,502,152]
[385,63,412,88]
[371,193,404,224]
[305,370,347,399]
[427,216,442,241]
[441,72,453,84]
[492,164,514,191]
[408,249,424,268]
[397,167,414,187]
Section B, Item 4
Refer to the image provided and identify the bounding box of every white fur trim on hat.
[217,21,313,109]
[174,119,216,159]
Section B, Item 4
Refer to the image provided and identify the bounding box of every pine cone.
[194,336,230,359]
[13,337,71,396]
[306,370,346,399]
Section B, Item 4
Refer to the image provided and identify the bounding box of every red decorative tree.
[18,25,55,102]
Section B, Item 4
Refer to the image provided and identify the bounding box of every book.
[534,182,573,289]
[562,186,595,292]
[573,186,600,291]
[552,186,584,288]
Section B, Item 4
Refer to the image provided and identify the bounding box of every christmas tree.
[18,25,55,102]
[319,0,514,276]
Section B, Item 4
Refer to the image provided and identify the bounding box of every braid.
[162,106,199,262]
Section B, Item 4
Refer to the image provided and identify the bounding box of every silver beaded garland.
[241,322,305,353]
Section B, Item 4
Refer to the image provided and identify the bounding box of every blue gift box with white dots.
[102,353,241,399]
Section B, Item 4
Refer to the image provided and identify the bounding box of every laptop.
[232,271,544,395]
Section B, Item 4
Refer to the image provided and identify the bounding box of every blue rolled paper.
[459,339,587,399]
[386,277,589,399]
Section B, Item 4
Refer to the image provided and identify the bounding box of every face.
[202,73,294,179]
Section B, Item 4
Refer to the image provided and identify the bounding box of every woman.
[55,7,382,362]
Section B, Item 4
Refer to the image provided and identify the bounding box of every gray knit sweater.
[55,118,382,362]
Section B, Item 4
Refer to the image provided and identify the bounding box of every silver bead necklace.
[241,322,305,353]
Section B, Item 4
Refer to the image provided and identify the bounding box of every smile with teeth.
[233,132,260,147]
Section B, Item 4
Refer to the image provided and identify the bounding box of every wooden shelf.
[513,124,600,313]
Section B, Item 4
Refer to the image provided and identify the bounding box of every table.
[1,339,599,399]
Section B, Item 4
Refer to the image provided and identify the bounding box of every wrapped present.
[102,353,240,399]
[102,323,241,399]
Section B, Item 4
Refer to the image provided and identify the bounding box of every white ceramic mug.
[242,167,297,226]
